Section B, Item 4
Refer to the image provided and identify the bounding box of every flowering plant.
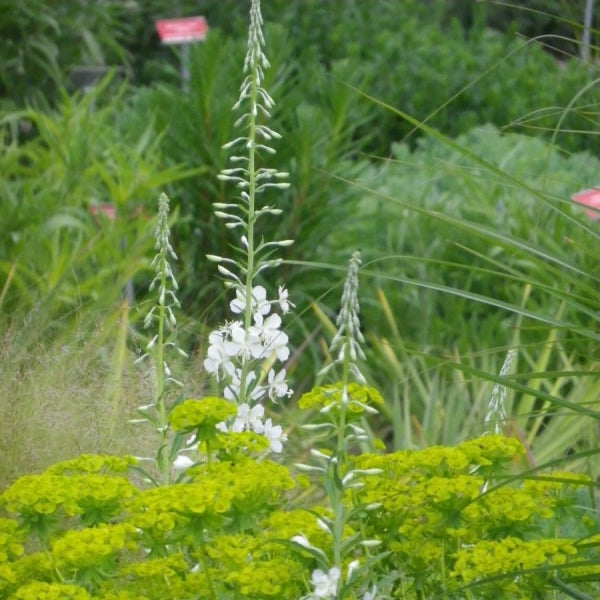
[201,0,293,454]
[0,3,598,600]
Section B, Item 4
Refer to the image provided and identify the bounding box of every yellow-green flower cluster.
[225,558,302,597]
[8,553,53,593]
[9,581,91,600]
[345,434,586,592]
[45,455,136,475]
[50,523,136,572]
[451,537,578,583]
[0,518,23,562]
[169,397,236,444]
[126,462,293,551]
[127,482,234,548]
[199,526,311,597]
[97,555,213,600]
[0,518,23,593]
[263,507,352,557]
[463,483,555,529]
[189,458,295,516]
[354,435,524,481]
[2,472,137,528]
[558,533,600,580]
[212,430,270,460]
[204,533,261,566]
[95,592,147,600]
[459,434,526,468]
[298,382,383,414]
[113,554,192,599]
[120,553,188,579]
[2,475,77,517]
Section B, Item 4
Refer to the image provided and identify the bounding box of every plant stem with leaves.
[136,193,185,485]
[202,0,293,453]
[296,252,384,600]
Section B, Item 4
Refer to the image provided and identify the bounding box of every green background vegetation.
[1,1,600,597]
[1,0,600,499]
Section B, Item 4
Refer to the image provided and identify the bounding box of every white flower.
[309,567,340,599]
[203,329,233,380]
[290,534,311,548]
[250,313,289,361]
[230,285,271,316]
[232,402,264,432]
[346,559,360,582]
[277,285,294,313]
[224,321,264,359]
[262,418,287,453]
[172,454,194,473]
[266,368,291,401]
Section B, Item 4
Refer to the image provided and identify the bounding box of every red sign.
[155,17,208,45]
[89,203,116,221]
[571,188,600,221]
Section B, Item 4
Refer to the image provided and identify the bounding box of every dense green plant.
[324,124,600,352]
[450,0,598,57]
[310,96,600,475]
[359,20,600,155]
[0,80,198,320]
[307,125,600,456]
[0,0,143,106]
[1,423,598,598]
[118,9,600,353]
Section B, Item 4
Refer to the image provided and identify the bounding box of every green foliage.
[306,123,600,474]
[0,81,197,319]
[124,24,373,320]
[452,0,597,57]
[0,0,140,106]
[356,19,600,155]
[323,124,599,351]
[2,3,600,599]
[0,430,597,599]
[252,1,600,155]
[350,435,600,598]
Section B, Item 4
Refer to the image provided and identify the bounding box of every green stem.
[198,535,218,600]
[331,331,353,595]
[155,248,170,486]
[239,41,260,408]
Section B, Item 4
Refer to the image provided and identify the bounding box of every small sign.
[571,188,600,221]
[90,203,116,222]
[155,17,208,45]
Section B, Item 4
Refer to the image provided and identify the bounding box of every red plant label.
[89,203,116,221]
[155,17,208,45]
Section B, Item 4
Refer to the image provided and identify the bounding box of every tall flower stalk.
[296,252,383,600]
[135,192,186,485]
[204,0,292,452]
